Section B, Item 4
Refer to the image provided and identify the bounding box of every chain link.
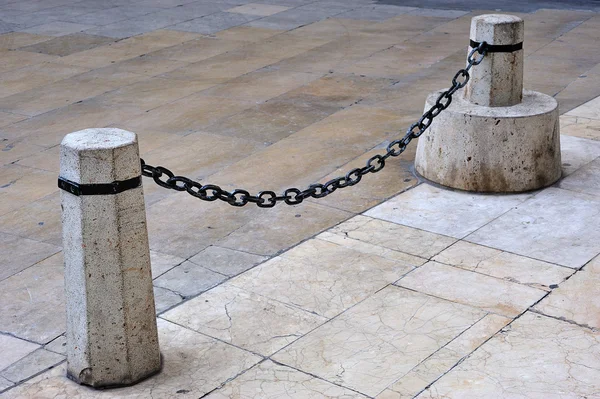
[141,42,488,208]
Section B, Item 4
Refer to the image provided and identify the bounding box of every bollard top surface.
[470,14,524,45]
[61,128,137,151]
[60,128,141,184]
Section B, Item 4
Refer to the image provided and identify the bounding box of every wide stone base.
[415,89,561,193]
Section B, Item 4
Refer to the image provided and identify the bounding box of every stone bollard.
[415,14,561,193]
[59,128,161,388]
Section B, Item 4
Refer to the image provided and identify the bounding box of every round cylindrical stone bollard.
[415,14,562,193]
[59,128,160,388]
[464,14,524,107]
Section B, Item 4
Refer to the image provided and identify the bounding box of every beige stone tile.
[378,313,510,399]
[22,21,95,37]
[146,194,259,259]
[0,62,89,99]
[525,55,596,88]
[106,56,189,77]
[239,34,332,61]
[56,46,141,69]
[150,250,186,279]
[534,254,600,329]
[467,187,600,269]
[0,334,39,372]
[230,238,414,317]
[0,50,59,74]
[365,184,532,239]
[286,18,375,40]
[201,69,320,103]
[398,261,547,317]
[148,37,243,63]
[566,94,600,120]
[121,94,256,135]
[206,96,341,144]
[0,69,148,118]
[416,312,600,399]
[4,319,261,398]
[273,286,487,397]
[1,349,64,384]
[13,145,60,173]
[214,26,284,43]
[94,77,216,113]
[163,284,326,356]
[206,360,369,398]
[217,202,352,256]
[0,33,53,50]
[560,115,600,141]
[560,134,600,176]
[0,111,27,128]
[433,241,573,291]
[0,140,46,166]
[0,252,64,343]
[327,215,457,259]
[0,166,59,215]
[0,192,61,246]
[18,33,116,57]
[110,29,203,52]
[559,157,600,198]
[188,246,267,277]
[227,3,289,16]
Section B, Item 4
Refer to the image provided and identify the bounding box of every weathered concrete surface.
[60,128,160,388]
[416,90,561,192]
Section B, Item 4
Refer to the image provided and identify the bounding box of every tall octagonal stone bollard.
[59,128,161,388]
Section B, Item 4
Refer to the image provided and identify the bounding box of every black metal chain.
[141,42,488,208]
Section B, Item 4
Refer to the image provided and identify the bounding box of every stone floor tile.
[327,215,457,259]
[467,187,600,269]
[379,313,510,399]
[216,202,352,256]
[4,319,262,398]
[238,32,331,60]
[150,250,186,279]
[13,144,59,173]
[559,157,600,197]
[17,33,115,56]
[22,21,96,37]
[0,231,60,281]
[0,110,27,127]
[55,46,140,69]
[207,95,341,144]
[163,284,326,356]
[121,93,256,134]
[0,192,61,246]
[230,238,413,317]
[559,134,600,175]
[336,5,415,21]
[147,37,242,63]
[0,334,39,372]
[0,253,64,343]
[415,312,600,399]
[170,12,259,35]
[227,3,289,16]
[44,335,66,355]
[565,88,600,120]
[153,260,228,298]
[0,50,58,74]
[365,183,532,239]
[206,360,369,398]
[433,241,573,291]
[406,8,468,18]
[273,285,487,397]
[398,261,547,317]
[534,254,600,329]
[60,5,163,26]
[0,62,89,99]
[246,7,329,30]
[560,115,600,141]
[0,139,45,165]
[0,375,12,391]
[188,246,267,277]
[213,25,284,42]
[0,32,52,50]
[0,349,64,384]
[0,165,59,209]
[153,286,183,313]
[201,68,319,103]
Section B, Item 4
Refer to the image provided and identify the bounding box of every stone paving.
[1,0,600,397]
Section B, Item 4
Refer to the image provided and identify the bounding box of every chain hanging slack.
[141,42,488,208]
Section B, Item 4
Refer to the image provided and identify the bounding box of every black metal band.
[470,39,522,53]
[58,176,141,196]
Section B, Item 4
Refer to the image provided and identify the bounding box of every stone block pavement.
[1,0,600,397]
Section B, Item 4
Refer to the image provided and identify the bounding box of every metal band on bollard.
[469,39,522,53]
[58,176,141,196]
